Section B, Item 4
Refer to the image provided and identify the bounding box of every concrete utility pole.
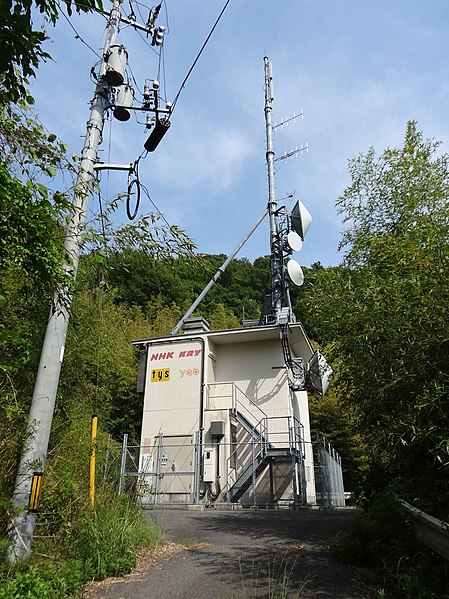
[263,56,282,321]
[8,0,123,561]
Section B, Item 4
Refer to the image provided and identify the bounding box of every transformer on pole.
[8,0,124,562]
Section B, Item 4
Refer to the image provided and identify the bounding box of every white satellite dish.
[291,199,312,240]
[286,259,304,286]
[286,230,303,252]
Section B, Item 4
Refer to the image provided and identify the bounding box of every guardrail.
[399,499,449,561]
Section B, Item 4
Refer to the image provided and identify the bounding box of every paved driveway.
[85,507,375,598]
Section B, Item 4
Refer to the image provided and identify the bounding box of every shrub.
[331,492,449,598]
[0,417,163,596]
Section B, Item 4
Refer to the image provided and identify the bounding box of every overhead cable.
[171,0,232,113]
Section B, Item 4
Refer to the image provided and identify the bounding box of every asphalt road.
[84,507,375,599]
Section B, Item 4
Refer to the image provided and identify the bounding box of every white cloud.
[28,0,449,267]
[145,116,257,194]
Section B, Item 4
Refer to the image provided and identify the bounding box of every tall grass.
[0,417,163,598]
[234,553,313,599]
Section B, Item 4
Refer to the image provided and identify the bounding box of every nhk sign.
[142,340,203,441]
[149,348,202,361]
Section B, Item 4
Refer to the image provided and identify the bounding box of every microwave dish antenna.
[286,230,303,252]
[286,259,304,287]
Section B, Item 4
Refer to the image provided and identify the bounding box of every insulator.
[152,25,166,47]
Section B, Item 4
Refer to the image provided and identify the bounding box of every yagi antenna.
[275,143,309,163]
[274,110,304,130]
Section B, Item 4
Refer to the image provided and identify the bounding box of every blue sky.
[31,0,449,267]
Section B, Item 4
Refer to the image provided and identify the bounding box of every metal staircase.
[227,408,304,504]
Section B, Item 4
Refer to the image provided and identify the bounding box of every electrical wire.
[126,159,142,219]
[128,0,159,54]
[97,188,109,244]
[126,61,144,99]
[138,181,197,260]
[139,181,172,231]
[160,44,168,102]
[56,3,104,59]
[157,43,163,85]
[171,0,232,113]
[131,0,148,26]
[162,0,170,34]
[105,111,113,204]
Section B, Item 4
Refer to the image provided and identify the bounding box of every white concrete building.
[133,316,330,507]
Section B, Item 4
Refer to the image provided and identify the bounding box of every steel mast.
[264,56,284,323]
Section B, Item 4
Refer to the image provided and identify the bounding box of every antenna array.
[262,56,312,327]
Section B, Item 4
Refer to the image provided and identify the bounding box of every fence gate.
[121,434,196,505]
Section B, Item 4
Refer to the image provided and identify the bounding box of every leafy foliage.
[302,121,449,518]
[331,491,449,598]
[105,251,274,327]
[0,0,103,105]
[0,163,67,288]
[0,417,162,598]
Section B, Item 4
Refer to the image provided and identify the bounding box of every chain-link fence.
[115,429,346,508]
[118,432,306,507]
[313,433,346,507]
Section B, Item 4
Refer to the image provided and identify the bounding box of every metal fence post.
[118,433,128,495]
[154,433,163,504]
[252,431,256,506]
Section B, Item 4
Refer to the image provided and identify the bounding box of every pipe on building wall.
[197,337,206,498]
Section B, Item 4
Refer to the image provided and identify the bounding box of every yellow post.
[28,472,43,512]
[89,415,98,509]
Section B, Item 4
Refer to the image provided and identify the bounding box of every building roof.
[132,322,314,361]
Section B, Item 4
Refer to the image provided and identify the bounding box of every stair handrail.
[228,414,267,473]
[289,415,304,455]
[206,382,267,421]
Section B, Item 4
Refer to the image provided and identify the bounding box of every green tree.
[0,0,103,104]
[303,121,449,517]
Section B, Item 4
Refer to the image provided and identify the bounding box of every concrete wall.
[140,338,203,453]
[138,328,317,506]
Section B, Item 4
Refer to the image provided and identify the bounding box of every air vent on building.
[183,317,210,334]
[210,421,225,438]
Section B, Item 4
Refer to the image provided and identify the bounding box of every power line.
[139,182,197,260]
[128,0,159,54]
[56,3,104,59]
[171,0,232,113]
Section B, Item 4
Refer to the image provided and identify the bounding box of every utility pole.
[8,0,124,561]
[264,56,283,321]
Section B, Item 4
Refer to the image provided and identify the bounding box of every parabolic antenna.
[308,350,334,396]
[286,259,304,286]
[291,199,312,241]
[286,230,303,252]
